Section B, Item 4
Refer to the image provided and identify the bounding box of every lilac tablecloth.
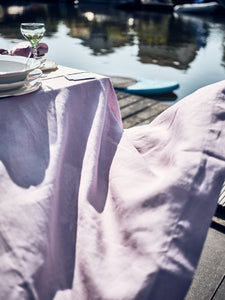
[1,70,225,300]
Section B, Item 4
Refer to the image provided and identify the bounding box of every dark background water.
[1,0,225,102]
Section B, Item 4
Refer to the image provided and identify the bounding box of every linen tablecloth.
[0,69,122,299]
[1,69,225,300]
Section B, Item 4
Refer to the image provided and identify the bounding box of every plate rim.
[0,55,41,79]
[0,80,42,98]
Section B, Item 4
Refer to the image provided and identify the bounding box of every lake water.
[1,1,225,103]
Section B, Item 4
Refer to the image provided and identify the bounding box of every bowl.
[0,55,40,84]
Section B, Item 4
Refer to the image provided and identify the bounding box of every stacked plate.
[0,55,42,98]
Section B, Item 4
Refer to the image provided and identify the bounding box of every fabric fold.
[70,80,225,300]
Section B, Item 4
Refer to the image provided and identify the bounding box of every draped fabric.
[0,71,225,300]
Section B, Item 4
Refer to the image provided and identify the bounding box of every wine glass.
[20,23,46,60]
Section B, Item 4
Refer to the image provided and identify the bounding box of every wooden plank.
[134,102,170,125]
[120,98,159,119]
[115,91,131,101]
[119,94,152,109]
[110,76,137,89]
[118,93,143,106]
[218,183,225,207]
[122,101,169,128]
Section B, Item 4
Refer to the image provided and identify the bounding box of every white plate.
[0,80,42,98]
[0,69,42,92]
[0,55,41,84]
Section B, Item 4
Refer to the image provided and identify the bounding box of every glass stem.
[32,45,38,59]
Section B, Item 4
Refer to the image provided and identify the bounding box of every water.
[1,1,225,103]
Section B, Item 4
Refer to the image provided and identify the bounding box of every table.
[1,67,225,300]
[0,66,122,299]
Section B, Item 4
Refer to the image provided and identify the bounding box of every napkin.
[65,73,96,81]
[0,42,48,58]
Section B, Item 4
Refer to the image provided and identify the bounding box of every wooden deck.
[110,76,170,129]
[218,184,225,207]
[111,75,225,213]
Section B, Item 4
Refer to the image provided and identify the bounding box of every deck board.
[110,76,170,129]
[218,183,225,207]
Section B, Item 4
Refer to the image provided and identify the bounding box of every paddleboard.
[123,79,179,95]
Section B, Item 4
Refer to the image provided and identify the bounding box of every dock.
[110,75,170,129]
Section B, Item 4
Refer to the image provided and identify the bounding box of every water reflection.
[1,1,225,101]
[0,2,208,65]
[138,12,211,69]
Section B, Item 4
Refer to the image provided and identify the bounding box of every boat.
[116,1,174,13]
[173,2,220,14]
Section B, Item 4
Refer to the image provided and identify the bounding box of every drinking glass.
[20,23,46,59]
